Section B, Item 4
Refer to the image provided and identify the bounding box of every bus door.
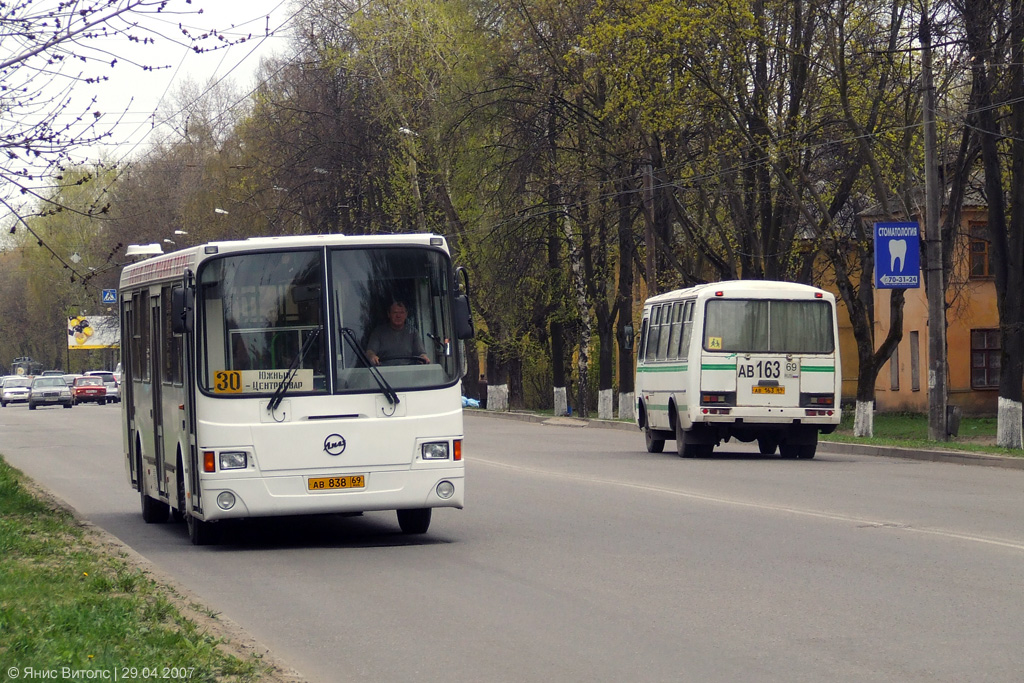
[150,293,167,497]
[122,297,138,486]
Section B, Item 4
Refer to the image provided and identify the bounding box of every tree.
[1,1,248,226]
[958,0,1024,448]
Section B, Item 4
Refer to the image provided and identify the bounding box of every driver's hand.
[419,354,430,364]
[368,352,380,365]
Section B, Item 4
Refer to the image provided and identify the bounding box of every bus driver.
[366,301,430,366]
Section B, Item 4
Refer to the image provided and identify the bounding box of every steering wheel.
[379,356,429,366]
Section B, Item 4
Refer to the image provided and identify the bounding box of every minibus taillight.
[800,393,835,408]
[700,392,735,406]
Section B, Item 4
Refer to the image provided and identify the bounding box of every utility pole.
[921,9,948,441]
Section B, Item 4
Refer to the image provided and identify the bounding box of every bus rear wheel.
[138,454,169,524]
[397,508,431,534]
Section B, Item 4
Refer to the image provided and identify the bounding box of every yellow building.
[845,193,998,416]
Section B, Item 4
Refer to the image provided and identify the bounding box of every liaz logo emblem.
[323,434,347,456]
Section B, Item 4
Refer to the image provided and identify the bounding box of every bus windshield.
[197,246,459,396]
[704,299,834,353]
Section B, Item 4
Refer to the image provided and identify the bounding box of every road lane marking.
[473,457,1024,553]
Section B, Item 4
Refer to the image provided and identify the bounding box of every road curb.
[465,408,1024,470]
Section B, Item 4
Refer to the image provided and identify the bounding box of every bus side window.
[647,307,662,360]
[668,302,683,359]
[680,301,694,355]
[638,318,650,361]
[656,305,672,360]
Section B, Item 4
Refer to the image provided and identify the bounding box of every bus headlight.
[216,491,236,510]
[421,442,450,460]
[219,451,247,470]
[436,481,455,499]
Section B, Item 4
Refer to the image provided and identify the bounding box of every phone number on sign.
[7,667,196,680]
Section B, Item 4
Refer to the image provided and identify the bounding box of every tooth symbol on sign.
[889,239,907,272]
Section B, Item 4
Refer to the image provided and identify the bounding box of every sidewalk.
[466,408,1024,471]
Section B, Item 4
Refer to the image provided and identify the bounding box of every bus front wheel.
[645,426,665,453]
[186,511,220,545]
[397,508,431,534]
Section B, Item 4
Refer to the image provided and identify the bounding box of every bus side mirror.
[454,294,474,340]
[453,266,474,340]
[171,287,194,334]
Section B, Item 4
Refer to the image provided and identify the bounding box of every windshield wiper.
[339,327,400,406]
[267,328,322,413]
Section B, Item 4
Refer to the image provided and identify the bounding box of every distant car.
[1,376,33,407]
[84,371,119,402]
[63,373,84,386]
[71,376,107,405]
[41,370,65,377]
[28,376,73,409]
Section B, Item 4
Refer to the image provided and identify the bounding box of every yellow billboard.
[68,315,120,349]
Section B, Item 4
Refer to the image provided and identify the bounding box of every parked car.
[28,376,73,409]
[84,371,119,402]
[71,376,107,405]
[1,376,33,407]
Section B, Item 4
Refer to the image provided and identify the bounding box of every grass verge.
[0,455,270,682]
[821,411,1022,457]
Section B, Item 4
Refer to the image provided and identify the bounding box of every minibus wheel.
[645,426,665,453]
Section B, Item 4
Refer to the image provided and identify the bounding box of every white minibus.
[635,280,841,459]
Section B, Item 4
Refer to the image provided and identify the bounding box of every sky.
[66,0,298,165]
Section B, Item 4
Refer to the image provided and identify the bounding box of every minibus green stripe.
[701,363,736,371]
[801,366,835,372]
[637,365,688,373]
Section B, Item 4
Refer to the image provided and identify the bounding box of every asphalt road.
[2,402,1023,682]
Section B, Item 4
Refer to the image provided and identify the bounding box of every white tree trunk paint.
[487,384,509,412]
[597,389,613,420]
[996,396,1023,449]
[553,386,568,417]
[618,392,635,422]
[854,400,874,437]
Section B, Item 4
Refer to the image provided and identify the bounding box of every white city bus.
[120,234,474,544]
[635,280,841,459]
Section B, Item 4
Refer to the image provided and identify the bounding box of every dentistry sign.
[874,221,921,289]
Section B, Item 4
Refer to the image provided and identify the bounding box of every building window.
[909,331,921,392]
[971,329,1000,389]
[889,344,900,391]
[970,223,992,278]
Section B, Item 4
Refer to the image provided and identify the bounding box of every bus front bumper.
[194,466,465,521]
